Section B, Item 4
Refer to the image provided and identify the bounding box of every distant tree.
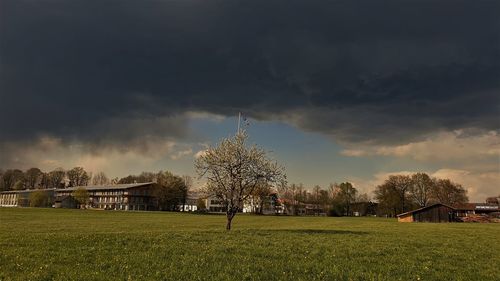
[0,169,4,191]
[72,187,90,208]
[118,173,153,184]
[25,168,43,189]
[374,181,403,217]
[2,169,24,190]
[196,198,207,210]
[293,184,306,215]
[356,193,370,203]
[431,179,468,206]
[250,182,272,214]
[39,172,49,189]
[350,193,371,216]
[376,175,413,214]
[46,168,66,188]
[312,185,322,215]
[318,189,330,213]
[67,167,90,187]
[331,182,357,216]
[13,180,25,190]
[138,172,156,183]
[92,172,110,185]
[118,175,139,184]
[29,190,51,207]
[195,132,286,230]
[276,183,290,214]
[110,177,120,185]
[409,173,434,207]
[154,171,187,211]
[284,183,304,215]
[486,196,499,205]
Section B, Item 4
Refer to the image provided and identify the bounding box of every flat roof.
[55,182,154,192]
[0,188,56,194]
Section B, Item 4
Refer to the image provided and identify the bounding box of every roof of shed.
[397,203,455,217]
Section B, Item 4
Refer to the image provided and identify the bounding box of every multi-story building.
[55,182,157,210]
[0,189,55,207]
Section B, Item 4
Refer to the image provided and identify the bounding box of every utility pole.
[237,112,241,135]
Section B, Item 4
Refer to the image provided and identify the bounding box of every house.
[179,191,201,212]
[205,197,228,213]
[201,192,286,215]
[397,203,456,223]
[242,192,285,214]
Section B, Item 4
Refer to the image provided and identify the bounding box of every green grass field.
[0,208,498,281]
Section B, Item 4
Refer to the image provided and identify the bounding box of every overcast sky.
[1,0,499,201]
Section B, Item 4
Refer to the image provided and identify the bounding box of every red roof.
[454,203,499,211]
[453,203,476,211]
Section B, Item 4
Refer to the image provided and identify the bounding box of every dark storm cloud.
[1,0,499,147]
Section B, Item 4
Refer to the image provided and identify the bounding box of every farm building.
[397,203,456,223]
[454,203,499,217]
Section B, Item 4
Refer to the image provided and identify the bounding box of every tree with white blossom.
[195,132,286,230]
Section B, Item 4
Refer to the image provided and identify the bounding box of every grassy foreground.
[0,208,498,281]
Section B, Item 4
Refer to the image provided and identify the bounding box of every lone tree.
[195,132,286,230]
[72,187,90,209]
[29,190,51,207]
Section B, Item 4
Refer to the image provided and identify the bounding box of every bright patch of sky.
[187,116,442,191]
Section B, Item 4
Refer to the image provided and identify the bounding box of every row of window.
[95,196,124,203]
[0,195,18,205]
[93,196,146,204]
[93,191,125,196]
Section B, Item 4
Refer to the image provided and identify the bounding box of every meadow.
[0,208,498,281]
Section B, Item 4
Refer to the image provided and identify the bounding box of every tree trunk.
[226,211,235,230]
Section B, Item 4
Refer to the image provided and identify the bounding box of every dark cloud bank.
[1,0,499,154]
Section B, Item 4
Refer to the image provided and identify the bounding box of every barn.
[397,203,456,223]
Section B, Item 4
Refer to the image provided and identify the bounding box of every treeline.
[0,167,101,191]
[278,173,469,217]
[279,182,373,216]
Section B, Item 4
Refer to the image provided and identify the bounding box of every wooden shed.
[397,203,456,223]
